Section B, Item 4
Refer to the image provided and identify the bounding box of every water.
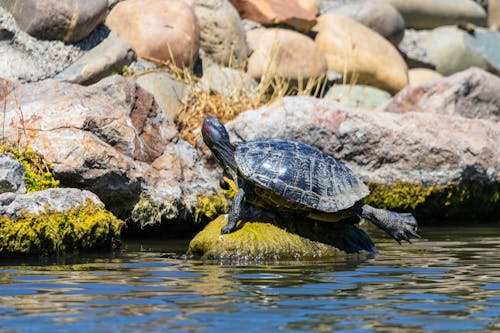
[0,225,499,332]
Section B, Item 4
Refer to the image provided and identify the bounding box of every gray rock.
[199,64,258,96]
[385,68,500,121]
[135,71,189,122]
[0,0,108,42]
[226,96,499,187]
[0,155,26,194]
[0,7,84,83]
[192,0,249,67]
[324,84,391,110]
[399,26,499,75]
[0,188,103,219]
[55,32,136,85]
[327,0,405,45]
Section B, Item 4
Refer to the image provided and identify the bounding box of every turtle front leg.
[221,187,246,234]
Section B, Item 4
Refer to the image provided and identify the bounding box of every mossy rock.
[0,201,124,256]
[365,181,500,222]
[188,215,344,260]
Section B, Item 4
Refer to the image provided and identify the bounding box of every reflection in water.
[0,225,499,332]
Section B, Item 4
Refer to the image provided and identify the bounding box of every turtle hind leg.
[356,204,420,244]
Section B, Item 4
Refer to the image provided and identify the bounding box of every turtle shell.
[235,139,370,212]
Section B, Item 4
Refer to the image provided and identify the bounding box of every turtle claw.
[221,223,235,234]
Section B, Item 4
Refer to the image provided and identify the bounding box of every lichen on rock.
[0,201,124,256]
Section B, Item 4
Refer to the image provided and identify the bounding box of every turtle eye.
[219,178,229,190]
[203,122,211,138]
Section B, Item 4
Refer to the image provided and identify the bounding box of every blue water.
[0,225,499,332]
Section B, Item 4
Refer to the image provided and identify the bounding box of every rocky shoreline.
[0,0,498,258]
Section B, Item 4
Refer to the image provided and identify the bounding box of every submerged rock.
[0,188,124,255]
[188,215,376,260]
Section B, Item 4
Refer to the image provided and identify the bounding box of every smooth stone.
[386,68,500,121]
[315,13,408,93]
[328,0,405,45]
[386,0,487,29]
[0,0,108,42]
[408,68,443,86]
[490,0,500,29]
[228,0,317,32]
[191,0,248,67]
[135,71,189,122]
[55,32,135,85]
[0,156,26,194]
[324,84,391,109]
[199,64,258,96]
[105,0,200,67]
[247,28,327,82]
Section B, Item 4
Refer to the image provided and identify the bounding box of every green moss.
[365,181,500,221]
[194,193,230,224]
[188,215,341,260]
[130,194,179,228]
[0,201,124,256]
[2,146,59,192]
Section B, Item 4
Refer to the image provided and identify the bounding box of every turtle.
[201,116,419,245]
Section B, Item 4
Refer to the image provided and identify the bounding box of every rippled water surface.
[1,225,500,332]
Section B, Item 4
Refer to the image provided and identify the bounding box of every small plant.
[1,145,59,192]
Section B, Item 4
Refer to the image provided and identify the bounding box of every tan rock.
[247,28,327,81]
[489,0,500,29]
[296,0,320,16]
[105,0,200,67]
[408,68,443,86]
[387,0,487,29]
[228,0,317,32]
[315,13,408,94]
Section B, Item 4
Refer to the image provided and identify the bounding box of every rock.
[199,64,258,96]
[247,28,327,82]
[490,0,500,29]
[105,0,200,67]
[327,0,405,46]
[55,32,136,85]
[400,26,500,75]
[297,0,320,16]
[0,7,84,83]
[188,215,374,260]
[226,96,500,221]
[0,156,26,194]
[0,0,108,42]
[191,0,248,67]
[408,68,443,86]
[315,13,408,94]
[385,68,500,121]
[0,76,220,225]
[386,0,487,29]
[228,0,317,32]
[135,71,189,122]
[0,188,124,255]
[324,84,391,109]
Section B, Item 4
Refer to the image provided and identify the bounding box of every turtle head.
[202,116,237,179]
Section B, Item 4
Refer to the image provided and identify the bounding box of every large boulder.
[0,188,124,255]
[399,26,500,76]
[191,0,248,67]
[386,0,487,29]
[247,28,327,82]
[225,96,500,221]
[0,156,26,194]
[105,0,200,67]
[0,0,108,42]
[0,7,83,83]
[315,13,408,94]
[385,68,500,121]
[296,0,320,16]
[228,0,317,32]
[0,76,221,228]
[327,0,405,46]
